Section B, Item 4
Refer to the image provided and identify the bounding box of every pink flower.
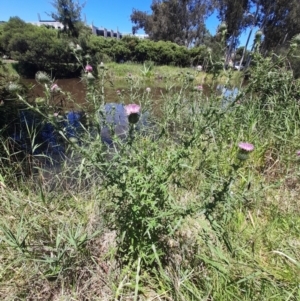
[146,87,151,93]
[238,142,254,152]
[53,112,59,117]
[51,84,60,92]
[124,104,141,124]
[117,90,121,95]
[196,65,202,71]
[85,64,93,72]
[194,85,203,92]
[124,104,141,116]
[296,150,300,156]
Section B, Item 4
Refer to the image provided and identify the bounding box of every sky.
[0,0,253,46]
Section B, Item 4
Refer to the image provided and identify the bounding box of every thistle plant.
[3,36,300,300]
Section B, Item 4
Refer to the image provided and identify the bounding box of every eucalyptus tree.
[257,0,300,50]
[131,0,216,47]
[215,0,252,53]
[215,0,300,51]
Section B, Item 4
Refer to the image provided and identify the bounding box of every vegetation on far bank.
[1,15,299,80]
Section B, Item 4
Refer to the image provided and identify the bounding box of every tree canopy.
[216,0,251,47]
[49,0,85,38]
[258,0,300,50]
[133,0,300,51]
[215,0,300,51]
[130,0,215,47]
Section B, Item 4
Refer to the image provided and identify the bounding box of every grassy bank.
[106,61,243,86]
[0,52,300,300]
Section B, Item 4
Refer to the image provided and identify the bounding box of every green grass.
[106,61,243,86]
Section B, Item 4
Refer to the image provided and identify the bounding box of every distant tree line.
[131,0,215,47]
[0,17,221,77]
[132,0,300,52]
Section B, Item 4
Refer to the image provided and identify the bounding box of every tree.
[0,17,31,56]
[216,0,251,47]
[257,0,300,51]
[131,0,215,47]
[49,0,85,38]
[214,0,300,52]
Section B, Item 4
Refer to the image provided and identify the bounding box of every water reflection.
[21,78,169,108]
[9,103,150,160]
[100,103,151,145]
[11,81,237,158]
[217,85,239,108]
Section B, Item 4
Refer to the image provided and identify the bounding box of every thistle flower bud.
[35,97,46,105]
[86,72,95,82]
[74,44,82,53]
[219,22,227,31]
[69,42,75,49]
[69,137,78,143]
[188,75,195,82]
[255,30,263,39]
[35,71,51,84]
[7,82,20,93]
[292,34,300,46]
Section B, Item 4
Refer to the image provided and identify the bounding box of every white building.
[30,21,64,29]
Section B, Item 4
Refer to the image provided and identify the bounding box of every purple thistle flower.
[125,104,140,115]
[124,104,141,124]
[238,142,254,152]
[85,64,93,72]
[194,85,203,92]
[50,84,60,92]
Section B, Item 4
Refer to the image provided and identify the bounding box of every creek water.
[10,78,238,184]
[21,78,172,109]
[21,78,238,105]
[18,78,238,149]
